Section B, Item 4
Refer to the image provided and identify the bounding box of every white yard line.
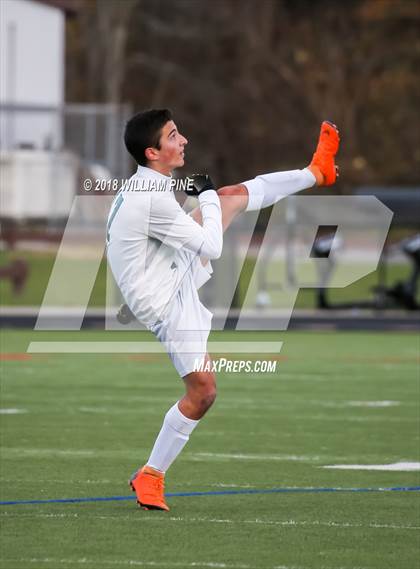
[2,448,417,468]
[0,447,147,458]
[345,401,400,408]
[214,400,409,411]
[0,559,252,569]
[77,407,161,414]
[322,461,420,472]
[0,558,377,569]
[0,448,96,457]
[295,415,415,423]
[190,453,321,462]
[0,448,321,461]
[1,512,418,531]
[0,478,114,484]
[0,478,254,488]
[307,400,404,409]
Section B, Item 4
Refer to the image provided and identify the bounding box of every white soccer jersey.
[106,165,222,328]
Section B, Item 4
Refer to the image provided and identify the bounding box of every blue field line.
[1,486,419,506]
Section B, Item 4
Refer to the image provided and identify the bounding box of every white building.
[0,0,80,220]
[0,1,126,222]
[0,0,68,150]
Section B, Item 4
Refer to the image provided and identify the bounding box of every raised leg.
[189,120,340,233]
[190,183,249,233]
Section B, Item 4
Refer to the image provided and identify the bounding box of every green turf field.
[0,329,419,569]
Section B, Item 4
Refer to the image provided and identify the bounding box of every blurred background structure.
[0,0,419,328]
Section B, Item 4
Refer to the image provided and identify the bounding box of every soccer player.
[106,109,340,511]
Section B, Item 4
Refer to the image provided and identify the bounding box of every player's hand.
[185,174,215,196]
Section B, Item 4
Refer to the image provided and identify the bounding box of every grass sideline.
[0,329,419,568]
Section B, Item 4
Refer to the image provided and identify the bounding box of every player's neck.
[146,162,172,178]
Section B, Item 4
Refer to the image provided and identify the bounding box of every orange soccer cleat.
[310,121,340,186]
[129,466,169,511]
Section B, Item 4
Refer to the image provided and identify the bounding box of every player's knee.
[217,184,247,198]
[201,385,217,411]
[198,376,217,412]
[187,372,217,413]
[217,184,248,215]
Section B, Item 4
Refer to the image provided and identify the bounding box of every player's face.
[155,120,188,173]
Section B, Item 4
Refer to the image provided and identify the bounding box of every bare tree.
[66,0,420,186]
[67,0,137,103]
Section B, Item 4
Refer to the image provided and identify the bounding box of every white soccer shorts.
[149,248,214,377]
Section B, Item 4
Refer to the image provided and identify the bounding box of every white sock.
[243,168,316,211]
[146,401,199,473]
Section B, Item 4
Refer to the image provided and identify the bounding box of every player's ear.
[145,147,159,162]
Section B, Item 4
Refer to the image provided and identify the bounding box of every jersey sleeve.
[147,191,223,259]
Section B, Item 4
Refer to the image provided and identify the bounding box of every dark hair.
[124,109,172,166]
